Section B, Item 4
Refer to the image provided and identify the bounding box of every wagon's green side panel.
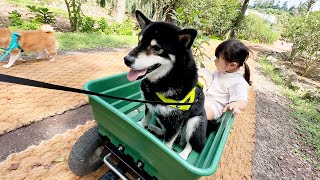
[84,72,235,180]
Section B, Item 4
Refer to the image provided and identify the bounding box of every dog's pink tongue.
[127,69,148,81]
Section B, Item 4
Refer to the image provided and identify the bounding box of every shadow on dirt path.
[0,105,93,162]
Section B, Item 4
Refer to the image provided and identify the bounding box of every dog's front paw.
[147,124,165,136]
[179,151,189,160]
[137,120,147,128]
[2,64,12,68]
[179,144,192,160]
[49,58,55,62]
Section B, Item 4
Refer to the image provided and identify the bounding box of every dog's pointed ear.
[178,29,197,49]
[135,10,151,29]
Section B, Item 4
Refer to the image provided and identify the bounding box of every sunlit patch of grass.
[56,32,137,51]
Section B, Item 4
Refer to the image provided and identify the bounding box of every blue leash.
[0,32,22,62]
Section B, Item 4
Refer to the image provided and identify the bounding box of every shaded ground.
[0,105,93,162]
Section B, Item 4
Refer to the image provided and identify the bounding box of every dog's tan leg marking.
[179,142,192,160]
[165,132,179,149]
[3,51,20,68]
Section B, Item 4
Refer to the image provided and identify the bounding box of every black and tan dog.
[124,10,207,160]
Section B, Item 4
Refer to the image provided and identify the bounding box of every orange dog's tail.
[39,24,55,33]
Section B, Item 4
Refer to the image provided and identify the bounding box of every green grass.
[259,57,320,162]
[56,32,137,51]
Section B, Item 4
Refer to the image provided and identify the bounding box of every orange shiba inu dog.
[0,24,58,68]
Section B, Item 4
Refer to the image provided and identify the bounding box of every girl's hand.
[223,102,242,115]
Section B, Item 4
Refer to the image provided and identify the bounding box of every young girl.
[198,39,251,120]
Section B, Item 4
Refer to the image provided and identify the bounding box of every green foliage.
[78,16,95,32]
[110,18,136,35]
[192,36,212,67]
[97,18,137,35]
[97,18,112,34]
[125,0,170,20]
[56,32,137,50]
[26,5,55,24]
[237,14,279,44]
[173,0,240,37]
[282,12,320,76]
[171,1,237,64]
[259,57,320,160]
[8,10,40,30]
[8,10,23,27]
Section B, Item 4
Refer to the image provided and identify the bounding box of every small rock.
[267,55,278,63]
[43,163,53,169]
[52,157,64,163]
[32,162,42,167]
[8,163,19,170]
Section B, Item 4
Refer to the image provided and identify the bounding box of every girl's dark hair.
[215,39,252,85]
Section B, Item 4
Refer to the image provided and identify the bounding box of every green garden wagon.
[68,72,235,180]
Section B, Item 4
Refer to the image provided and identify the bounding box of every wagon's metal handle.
[103,153,129,180]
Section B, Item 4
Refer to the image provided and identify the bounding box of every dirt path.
[0,42,319,179]
[0,105,93,162]
[253,59,320,179]
[0,50,130,135]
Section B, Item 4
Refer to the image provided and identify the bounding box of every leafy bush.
[8,10,23,27]
[26,5,55,24]
[78,16,95,32]
[12,21,40,30]
[8,10,40,30]
[192,36,212,67]
[282,12,320,76]
[111,18,136,35]
[97,18,114,34]
[237,14,279,44]
[173,0,240,37]
[97,18,136,35]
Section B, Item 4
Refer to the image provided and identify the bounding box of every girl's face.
[214,56,238,73]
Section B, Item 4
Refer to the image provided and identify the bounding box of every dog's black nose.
[124,55,135,66]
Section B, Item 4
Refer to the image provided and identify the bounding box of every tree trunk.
[289,46,298,62]
[306,0,317,17]
[64,0,74,31]
[230,0,250,38]
[164,1,177,24]
[113,0,126,23]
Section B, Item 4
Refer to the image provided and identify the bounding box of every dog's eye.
[152,45,161,52]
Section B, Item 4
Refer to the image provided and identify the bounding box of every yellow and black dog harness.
[155,82,203,111]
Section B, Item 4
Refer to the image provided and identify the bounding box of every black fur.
[124,10,207,157]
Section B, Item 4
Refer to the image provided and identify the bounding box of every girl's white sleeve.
[228,82,249,103]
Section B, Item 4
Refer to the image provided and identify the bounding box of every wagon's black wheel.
[68,126,105,176]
